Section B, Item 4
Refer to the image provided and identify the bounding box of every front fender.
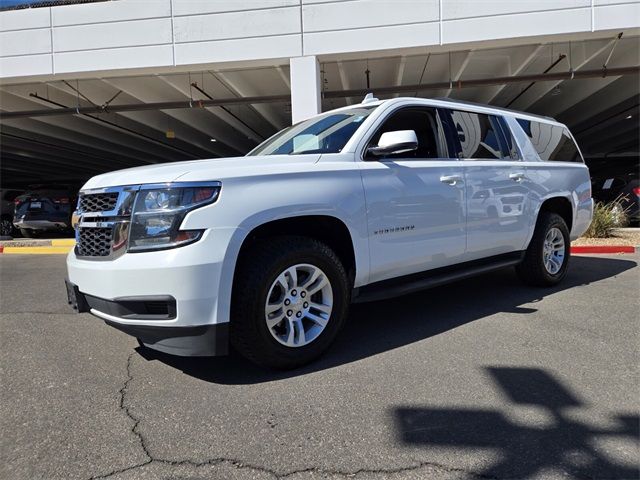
[180,168,369,325]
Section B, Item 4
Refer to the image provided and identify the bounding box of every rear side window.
[516,119,583,162]
[440,109,512,160]
[497,117,520,160]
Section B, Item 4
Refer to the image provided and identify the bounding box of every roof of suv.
[332,96,562,126]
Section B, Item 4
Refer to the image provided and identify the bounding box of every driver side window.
[366,107,446,160]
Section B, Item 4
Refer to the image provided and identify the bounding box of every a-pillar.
[290,55,321,124]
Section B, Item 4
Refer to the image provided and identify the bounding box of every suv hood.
[82,154,322,190]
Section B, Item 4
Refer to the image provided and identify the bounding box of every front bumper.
[66,227,240,356]
[66,279,228,356]
[14,219,70,230]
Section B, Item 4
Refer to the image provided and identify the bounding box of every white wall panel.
[173,7,300,43]
[443,7,592,44]
[304,22,439,55]
[594,2,640,30]
[594,0,639,5]
[303,0,438,32]
[0,0,638,80]
[0,53,51,77]
[0,7,50,32]
[443,0,590,20]
[302,0,358,4]
[173,0,298,16]
[53,18,172,52]
[0,28,51,56]
[176,34,301,64]
[52,0,170,26]
[54,44,173,73]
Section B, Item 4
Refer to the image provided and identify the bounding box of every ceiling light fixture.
[210,138,217,142]
[625,115,633,119]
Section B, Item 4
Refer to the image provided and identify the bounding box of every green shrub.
[584,195,629,238]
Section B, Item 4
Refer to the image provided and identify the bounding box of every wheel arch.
[538,196,573,232]
[236,215,358,285]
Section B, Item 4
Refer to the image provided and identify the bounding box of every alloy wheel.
[543,227,565,275]
[264,263,333,348]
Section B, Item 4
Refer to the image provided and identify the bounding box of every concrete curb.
[0,240,635,255]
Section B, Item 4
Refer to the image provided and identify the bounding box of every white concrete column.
[290,55,321,124]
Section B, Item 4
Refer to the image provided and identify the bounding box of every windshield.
[247,106,377,156]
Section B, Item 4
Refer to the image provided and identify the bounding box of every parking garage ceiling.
[1,33,638,186]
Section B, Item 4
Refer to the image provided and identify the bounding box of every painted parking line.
[571,245,636,254]
[51,239,76,247]
[1,246,72,255]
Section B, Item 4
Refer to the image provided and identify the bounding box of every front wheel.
[516,212,570,287]
[231,236,350,369]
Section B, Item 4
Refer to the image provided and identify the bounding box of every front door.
[359,107,466,284]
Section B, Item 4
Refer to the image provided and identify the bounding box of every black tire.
[0,217,13,237]
[516,211,570,287]
[231,236,350,370]
[19,228,37,238]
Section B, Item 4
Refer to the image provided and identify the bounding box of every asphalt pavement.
[1,253,638,479]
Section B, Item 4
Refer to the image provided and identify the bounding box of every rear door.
[359,106,466,284]
[440,108,530,260]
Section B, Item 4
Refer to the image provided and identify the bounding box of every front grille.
[79,192,118,213]
[77,227,112,257]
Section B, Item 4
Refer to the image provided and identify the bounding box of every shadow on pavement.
[394,366,639,479]
[137,255,636,385]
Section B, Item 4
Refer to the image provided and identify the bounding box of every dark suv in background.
[1,188,25,237]
[587,157,639,225]
[13,185,77,238]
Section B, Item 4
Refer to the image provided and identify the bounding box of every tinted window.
[516,119,582,162]
[366,107,445,159]
[443,110,510,160]
[248,106,375,156]
[497,117,520,159]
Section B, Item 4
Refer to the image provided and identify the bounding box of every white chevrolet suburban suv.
[66,97,593,369]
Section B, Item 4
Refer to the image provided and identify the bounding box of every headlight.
[128,182,220,252]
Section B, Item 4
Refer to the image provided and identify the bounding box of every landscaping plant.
[584,194,630,238]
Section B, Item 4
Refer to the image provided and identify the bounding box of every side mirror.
[367,130,418,157]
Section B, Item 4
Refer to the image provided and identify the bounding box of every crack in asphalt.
[94,457,499,480]
[89,353,498,480]
[89,353,152,480]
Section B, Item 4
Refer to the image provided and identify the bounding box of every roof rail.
[433,97,556,121]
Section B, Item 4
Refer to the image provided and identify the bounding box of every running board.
[352,251,524,304]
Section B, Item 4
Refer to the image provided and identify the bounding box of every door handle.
[509,172,525,182]
[440,175,463,186]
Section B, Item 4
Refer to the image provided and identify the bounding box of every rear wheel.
[231,236,349,369]
[516,211,570,287]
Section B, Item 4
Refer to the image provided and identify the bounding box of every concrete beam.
[290,56,321,124]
